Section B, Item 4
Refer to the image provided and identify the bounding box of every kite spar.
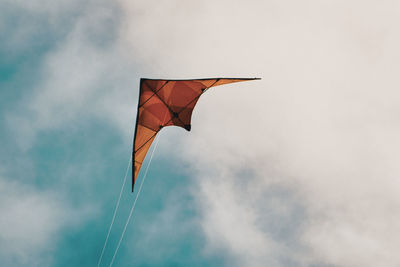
[132,77,260,191]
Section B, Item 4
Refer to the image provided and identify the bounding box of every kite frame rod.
[141,77,261,81]
[131,79,143,192]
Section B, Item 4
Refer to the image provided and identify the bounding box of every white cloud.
[5,0,400,266]
[1,3,123,265]
[118,0,400,266]
[6,1,138,148]
[0,176,93,267]
[0,0,83,54]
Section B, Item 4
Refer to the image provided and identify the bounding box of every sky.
[1,0,400,266]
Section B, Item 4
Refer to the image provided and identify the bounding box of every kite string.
[109,134,161,267]
[97,154,132,267]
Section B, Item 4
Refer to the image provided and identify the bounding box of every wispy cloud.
[1,2,125,266]
[5,1,138,149]
[3,0,400,266]
[119,0,400,266]
[0,175,95,267]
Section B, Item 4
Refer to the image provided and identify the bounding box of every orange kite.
[132,78,260,191]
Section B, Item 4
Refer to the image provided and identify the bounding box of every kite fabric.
[132,77,260,191]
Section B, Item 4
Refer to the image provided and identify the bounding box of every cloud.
[0,0,82,57]
[118,0,400,266]
[0,175,94,267]
[4,0,400,266]
[0,3,124,266]
[5,0,137,149]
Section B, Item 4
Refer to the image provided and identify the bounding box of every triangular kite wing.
[132,77,260,191]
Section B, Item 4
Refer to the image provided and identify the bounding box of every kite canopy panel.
[132,77,260,191]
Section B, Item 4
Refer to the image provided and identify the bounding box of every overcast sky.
[1,1,400,266]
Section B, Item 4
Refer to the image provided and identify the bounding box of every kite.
[132,77,260,191]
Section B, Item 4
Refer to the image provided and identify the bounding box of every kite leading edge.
[131,77,261,191]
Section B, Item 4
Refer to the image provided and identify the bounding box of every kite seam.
[133,131,158,153]
[152,89,187,127]
[139,80,169,108]
[138,122,158,132]
[176,79,219,114]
